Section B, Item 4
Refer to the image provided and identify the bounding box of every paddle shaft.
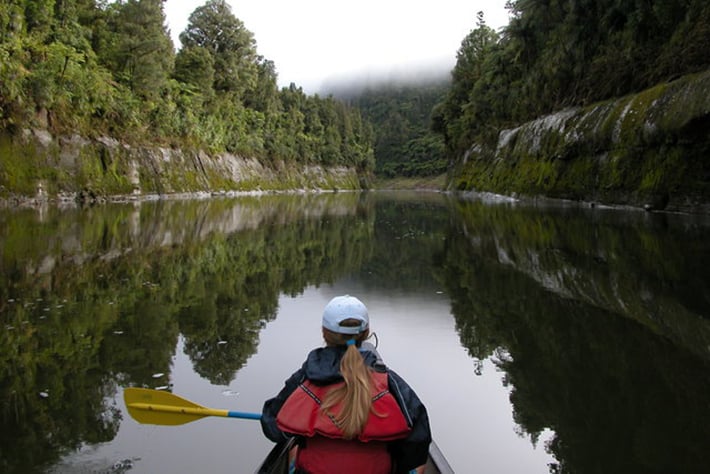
[128,402,261,420]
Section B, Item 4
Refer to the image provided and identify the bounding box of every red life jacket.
[276,371,411,474]
[294,437,391,474]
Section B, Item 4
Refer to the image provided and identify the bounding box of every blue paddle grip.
[227,410,262,420]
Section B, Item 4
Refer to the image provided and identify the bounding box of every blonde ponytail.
[321,324,374,439]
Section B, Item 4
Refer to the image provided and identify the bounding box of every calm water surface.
[1,192,709,474]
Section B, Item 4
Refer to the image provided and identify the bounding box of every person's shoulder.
[359,342,388,371]
[304,345,338,362]
[303,346,346,382]
[360,350,387,372]
[385,368,418,393]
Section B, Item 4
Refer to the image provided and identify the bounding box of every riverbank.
[373,174,447,191]
[0,129,368,207]
[450,69,710,214]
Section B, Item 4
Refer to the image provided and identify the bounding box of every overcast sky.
[164,0,511,93]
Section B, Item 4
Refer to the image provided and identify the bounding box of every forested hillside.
[0,0,374,171]
[334,0,710,184]
[2,0,708,194]
[434,2,710,159]
[347,81,449,178]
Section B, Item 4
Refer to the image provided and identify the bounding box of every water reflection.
[0,193,709,473]
[0,194,373,473]
[444,198,710,362]
[441,198,710,473]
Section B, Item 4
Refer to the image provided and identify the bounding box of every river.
[1,191,709,473]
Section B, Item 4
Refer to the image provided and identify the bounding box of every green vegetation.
[2,0,709,199]
[439,199,710,471]
[445,70,710,210]
[434,3,710,160]
[373,174,446,191]
[0,0,373,174]
[346,82,449,178]
[337,1,710,197]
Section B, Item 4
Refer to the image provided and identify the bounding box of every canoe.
[255,437,455,474]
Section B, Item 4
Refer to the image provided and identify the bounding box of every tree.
[174,45,215,93]
[434,12,499,155]
[179,0,258,98]
[0,1,28,126]
[0,0,376,174]
[434,0,710,168]
[348,81,447,177]
[103,0,174,101]
[243,56,280,114]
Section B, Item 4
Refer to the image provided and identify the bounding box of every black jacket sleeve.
[386,369,432,473]
[260,368,304,442]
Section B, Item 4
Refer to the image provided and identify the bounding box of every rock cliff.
[451,70,710,213]
[0,131,366,204]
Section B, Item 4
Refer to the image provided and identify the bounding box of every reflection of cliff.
[9,193,367,270]
[440,201,710,472]
[450,199,710,361]
[0,194,374,473]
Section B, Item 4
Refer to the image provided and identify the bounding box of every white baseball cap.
[322,295,369,335]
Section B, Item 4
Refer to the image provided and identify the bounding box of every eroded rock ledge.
[0,131,367,206]
[451,69,710,214]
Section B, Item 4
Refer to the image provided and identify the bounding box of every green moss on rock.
[451,70,710,213]
[0,129,367,203]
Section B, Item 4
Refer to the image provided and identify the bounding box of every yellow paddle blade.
[124,387,225,426]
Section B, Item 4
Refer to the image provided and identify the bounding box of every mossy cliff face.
[0,132,366,202]
[451,70,710,213]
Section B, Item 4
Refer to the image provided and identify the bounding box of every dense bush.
[0,0,374,171]
[435,2,710,158]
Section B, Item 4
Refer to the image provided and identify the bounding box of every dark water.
[1,192,709,473]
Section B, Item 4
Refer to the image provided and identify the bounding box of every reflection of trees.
[176,238,280,385]
[501,301,710,474]
[0,257,128,472]
[6,192,707,473]
[0,194,373,472]
[172,202,375,384]
[359,193,452,291]
[102,298,180,387]
[0,378,121,474]
[440,201,710,473]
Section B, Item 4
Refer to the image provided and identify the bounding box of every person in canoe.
[261,295,432,474]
